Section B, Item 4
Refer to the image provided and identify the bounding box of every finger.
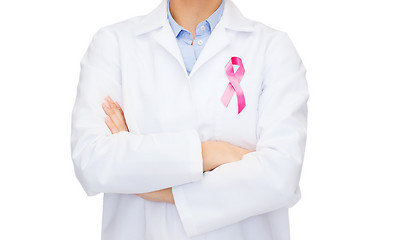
[113,100,126,120]
[115,101,121,109]
[102,99,123,124]
[114,101,129,131]
[105,96,119,111]
[102,101,116,117]
[105,95,115,104]
[105,115,119,134]
[105,97,125,124]
[104,98,129,132]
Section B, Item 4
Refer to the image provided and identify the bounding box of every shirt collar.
[167,0,183,38]
[167,0,225,38]
[135,0,255,37]
[205,0,225,32]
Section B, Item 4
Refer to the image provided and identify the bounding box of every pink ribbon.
[221,56,246,114]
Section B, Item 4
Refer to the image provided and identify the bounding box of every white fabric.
[70,0,309,239]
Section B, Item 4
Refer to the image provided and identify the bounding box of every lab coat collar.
[134,0,255,78]
[135,0,255,36]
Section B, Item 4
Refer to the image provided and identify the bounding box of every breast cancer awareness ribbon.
[221,56,246,114]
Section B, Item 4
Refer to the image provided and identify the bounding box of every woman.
[70,0,309,239]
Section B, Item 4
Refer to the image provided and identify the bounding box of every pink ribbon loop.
[221,56,246,114]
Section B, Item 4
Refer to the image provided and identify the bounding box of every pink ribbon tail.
[221,56,246,114]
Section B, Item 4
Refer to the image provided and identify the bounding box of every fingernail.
[106,96,114,102]
[102,101,110,108]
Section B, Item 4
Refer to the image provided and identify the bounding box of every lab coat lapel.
[188,18,229,78]
[190,0,255,77]
[152,23,187,77]
[134,0,187,76]
[134,0,255,78]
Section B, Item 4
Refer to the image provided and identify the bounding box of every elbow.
[273,167,302,208]
[286,185,302,208]
[71,151,103,196]
[71,135,108,196]
[75,170,101,196]
[267,180,301,210]
[267,153,303,209]
[280,174,303,208]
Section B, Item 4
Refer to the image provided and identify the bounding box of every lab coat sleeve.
[171,32,309,237]
[70,27,203,196]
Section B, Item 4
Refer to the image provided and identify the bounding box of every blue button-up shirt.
[167,0,225,75]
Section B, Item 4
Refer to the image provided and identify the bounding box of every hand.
[101,95,129,133]
[136,187,175,204]
[202,141,253,172]
[101,96,173,204]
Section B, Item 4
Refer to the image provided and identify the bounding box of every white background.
[0,0,393,239]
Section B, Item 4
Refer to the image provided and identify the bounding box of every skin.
[102,96,253,204]
[169,0,223,41]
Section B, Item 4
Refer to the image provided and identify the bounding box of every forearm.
[202,141,253,172]
[139,141,252,203]
[137,187,175,204]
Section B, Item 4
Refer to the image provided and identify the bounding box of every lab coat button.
[200,25,206,31]
[197,39,203,45]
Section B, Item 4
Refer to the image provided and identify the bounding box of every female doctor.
[70,0,309,239]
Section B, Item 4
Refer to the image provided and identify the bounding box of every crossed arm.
[72,29,308,237]
[101,95,253,204]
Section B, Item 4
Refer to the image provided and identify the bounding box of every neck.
[169,0,223,38]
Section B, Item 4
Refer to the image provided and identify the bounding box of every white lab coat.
[70,0,309,239]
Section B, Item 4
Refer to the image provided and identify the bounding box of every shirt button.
[197,39,203,45]
[200,25,206,31]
